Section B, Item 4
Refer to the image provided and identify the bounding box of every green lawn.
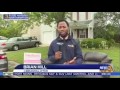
[7,47,49,64]
[6,46,120,72]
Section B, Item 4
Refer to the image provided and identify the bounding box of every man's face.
[57,21,69,37]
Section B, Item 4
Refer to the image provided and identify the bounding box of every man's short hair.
[57,20,69,27]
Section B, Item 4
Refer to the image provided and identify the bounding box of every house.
[22,12,95,45]
[22,23,56,45]
[69,12,94,41]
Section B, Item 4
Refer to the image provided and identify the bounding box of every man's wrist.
[49,56,56,63]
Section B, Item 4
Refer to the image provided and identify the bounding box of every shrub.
[95,38,107,49]
[81,39,93,48]
[107,39,115,48]
[93,39,101,48]
[114,43,120,47]
[81,38,111,49]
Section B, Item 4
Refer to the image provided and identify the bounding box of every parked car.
[0,51,20,78]
[0,36,8,40]
[0,37,41,51]
[0,51,8,72]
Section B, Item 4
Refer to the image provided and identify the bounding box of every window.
[79,30,86,38]
[23,37,30,41]
[17,38,22,41]
[8,38,17,42]
[76,29,87,38]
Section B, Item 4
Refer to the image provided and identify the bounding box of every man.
[48,20,83,64]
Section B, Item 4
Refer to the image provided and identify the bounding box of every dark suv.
[0,51,8,72]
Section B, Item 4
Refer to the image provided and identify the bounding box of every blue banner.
[111,72,120,76]
[0,72,3,76]
[3,14,29,20]
[14,64,110,69]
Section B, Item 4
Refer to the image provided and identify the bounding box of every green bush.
[86,39,93,48]
[81,39,93,48]
[114,43,120,47]
[95,38,107,49]
[93,39,101,48]
[107,39,115,48]
[81,38,111,49]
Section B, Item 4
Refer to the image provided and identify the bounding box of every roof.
[69,20,92,29]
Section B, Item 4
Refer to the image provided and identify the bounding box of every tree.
[94,12,120,43]
[0,15,33,38]
[0,21,24,38]
[0,12,70,37]
[24,12,70,27]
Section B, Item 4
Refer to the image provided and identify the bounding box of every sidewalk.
[39,44,49,47]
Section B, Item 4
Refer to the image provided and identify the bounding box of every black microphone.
[56,42,63,61]
[57,42,63,51]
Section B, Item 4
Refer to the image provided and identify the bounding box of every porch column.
[88,27,93,39]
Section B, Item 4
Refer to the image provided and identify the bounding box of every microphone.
[57,42,63,51]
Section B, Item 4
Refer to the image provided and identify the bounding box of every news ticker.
[3,14,29,20]
[0,72,120,77]
[0,64,120,77]
[0,72,13,76]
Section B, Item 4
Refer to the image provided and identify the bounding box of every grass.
[7,47,49,64]
[7,47,49,78]
[6,46,120,72]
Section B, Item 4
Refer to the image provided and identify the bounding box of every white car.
[0,36,8,40]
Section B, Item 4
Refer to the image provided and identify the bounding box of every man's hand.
[64,57,76,64]
[55,51,62,60]
[63,61,69,64]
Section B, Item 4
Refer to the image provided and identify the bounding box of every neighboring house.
[22,23,56,45]
[22,12,95,45]
[69,12,94,41]
[22,25,41,43]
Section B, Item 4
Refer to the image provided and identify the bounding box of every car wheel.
[12,45,19,51]
[35,43,39,47]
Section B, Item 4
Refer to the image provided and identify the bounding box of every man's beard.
[59,32,68,38]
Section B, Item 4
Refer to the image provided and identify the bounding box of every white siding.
[22,26,41,42]
[79,12,86,21]
[88,12,94,20]
[72,12,77,20]
[42,31,54,44]
[40,23,56,45]
[71,12,95,21]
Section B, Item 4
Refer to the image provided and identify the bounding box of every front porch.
[69,20,94,41]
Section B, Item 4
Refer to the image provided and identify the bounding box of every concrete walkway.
[3,61,20,78]
[8,61,19,69]
[39,44,49,47]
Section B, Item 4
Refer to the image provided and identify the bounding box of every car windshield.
[8,38,17,42]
